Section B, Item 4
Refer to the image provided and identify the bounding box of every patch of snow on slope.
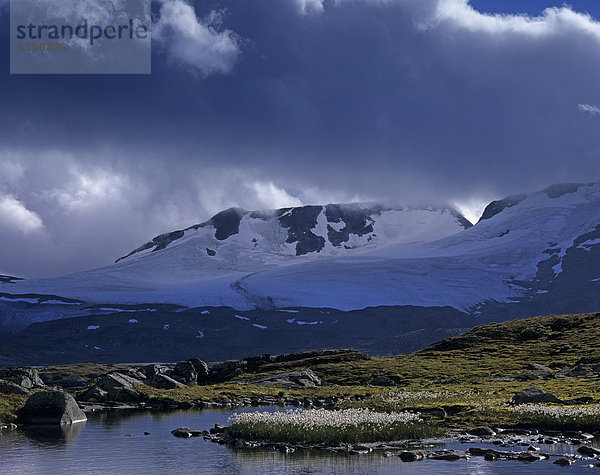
[87,325,100,330]
[0,296,38,303]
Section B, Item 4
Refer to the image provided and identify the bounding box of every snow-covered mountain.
[0,204,471,310]
[3,183,600,364]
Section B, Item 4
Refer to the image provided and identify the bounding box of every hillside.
[2,311,599,429]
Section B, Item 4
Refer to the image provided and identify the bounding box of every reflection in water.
[0,408,598,475]
[23,422,85,448]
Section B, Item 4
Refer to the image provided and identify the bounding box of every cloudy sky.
[2,0,600,277]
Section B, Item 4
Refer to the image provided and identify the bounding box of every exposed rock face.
[23,391,87,425]
[187,358,210,381]
[0,379,30,395]
[79,372,144,403]
[173,361,198,385]
[509,387,562,405]
[208,360,248,382]
[0,367,44,389]
[249,369,322,388]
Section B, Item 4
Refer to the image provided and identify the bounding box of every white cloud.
[49,168,128,211]
[153,0,240,76]
[294,0,324,15]
[250,182,303,209]
[0,161,25,187]
[0,195,44,234]
[428,0,600,40]
[579,103,600,116]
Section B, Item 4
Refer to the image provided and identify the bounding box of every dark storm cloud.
[2,0,600,276]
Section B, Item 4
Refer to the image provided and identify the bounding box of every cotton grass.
[225,408,441,444]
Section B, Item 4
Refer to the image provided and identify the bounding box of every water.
[0,407,596,474]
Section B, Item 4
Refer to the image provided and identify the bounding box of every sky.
[2,0,600,277]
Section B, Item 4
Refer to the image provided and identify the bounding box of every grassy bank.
[2,312,599,434]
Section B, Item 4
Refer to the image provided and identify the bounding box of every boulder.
[79,372,144,403]
[148,373,186,390]
[577,445,600,457]
[23,391,87,425]
[429,450,468,461]
[399,450,427,462]
[558,365,595,378]
[172,361,198,385]
[208,360,247,382]
[526,363,552,371]
[509,387,562,405]
[0,379,30,395]
[171,427,203,438]
[371,376,395,386]
[187,358,209,380]
[468,426,496,437]
[553,458,574,466]
[0,367,44,389]
[139,364,171,379]
[52,378,89,390]
[548,361,570,369]
[249,369,321,388]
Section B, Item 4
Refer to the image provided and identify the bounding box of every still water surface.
[0,407,596,474]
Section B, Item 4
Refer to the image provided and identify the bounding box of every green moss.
[2,311,600,431]
[0,394,28,423]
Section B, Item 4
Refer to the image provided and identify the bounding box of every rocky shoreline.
[168,423,600,466]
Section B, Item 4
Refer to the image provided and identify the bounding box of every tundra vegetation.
[1,312,599,443]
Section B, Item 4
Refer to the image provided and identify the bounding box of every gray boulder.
[399,450,427,462]
[187,358,210,381]
[249,369,321,388]
[139,364,171,379]
[371,376,395,386]
[208,360,247,382]
[172,361,198,385]
[509,387,562,405]
[468,426,496,437]
[171,427,203,438]
[148,373,186,390]
[0,379,30,395]
[23,391,87,425]
[0,367,44,389]
[526,363,552,371]
[558,365,595,378]
[79,372,144,403]
[577,445,600,457]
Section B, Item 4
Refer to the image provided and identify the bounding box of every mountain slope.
[3,183,600,363]
[1,203,471,312]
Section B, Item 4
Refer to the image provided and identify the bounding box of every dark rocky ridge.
[115,202,472,262]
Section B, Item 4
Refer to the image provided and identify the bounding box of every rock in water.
[468,426,496,437]
[509,387,562,404]
[577,446,600,457]
[399,450,427,462]
[23,391,87,425]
